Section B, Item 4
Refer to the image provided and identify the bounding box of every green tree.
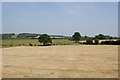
[86,38,93,44]
[72,32,81,43]
[94,39,99,44]
[38,34,52,46]
[95,34,105,39]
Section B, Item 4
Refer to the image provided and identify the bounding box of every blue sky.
[0,2,2,34]
[2,2,118,37]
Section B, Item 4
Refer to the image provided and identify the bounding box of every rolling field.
[1,39,119,48]
[1,39,76,47]
[2,45,118,78]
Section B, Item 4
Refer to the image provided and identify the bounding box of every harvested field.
[2,45,118,78]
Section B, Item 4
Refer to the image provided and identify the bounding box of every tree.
[38,34,52,46]
[86,38,93,44]
[94,39,99,44]
[84,36,88,39]
[72,32,81,43]
[95,34,105,39]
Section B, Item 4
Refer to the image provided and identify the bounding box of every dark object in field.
[94,39,99,44]
[101,40,120,45]
[85,39,93,44]
[72,32,81,43]
[29,44,33,46]
[38,34,52,46]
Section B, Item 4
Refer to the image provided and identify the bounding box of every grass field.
[2,45,118,78]
[1,39,119,48]
[1,39,77,48]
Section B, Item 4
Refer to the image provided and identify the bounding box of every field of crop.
[2,45,118,78]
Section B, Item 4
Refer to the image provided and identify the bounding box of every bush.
[10,44,13,46]
[38,34,52,46]
[101,40,120,45]
[94,39,99,44]
[29,44,33,46]
[85,39,93,44]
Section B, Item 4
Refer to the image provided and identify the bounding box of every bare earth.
[2,45,118,78]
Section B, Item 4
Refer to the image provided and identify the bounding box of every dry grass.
[2,45,118,78]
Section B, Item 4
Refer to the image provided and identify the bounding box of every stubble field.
[2,45,118,78]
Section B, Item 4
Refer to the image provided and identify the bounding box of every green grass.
[2,39,40,47]
[52,39,76,45]
[1,39,78,48]
[2,38,119,48]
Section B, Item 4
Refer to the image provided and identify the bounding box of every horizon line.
[1,32,118,37]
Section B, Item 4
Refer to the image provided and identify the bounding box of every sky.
[0,2,2,34]
[2,2,118,37]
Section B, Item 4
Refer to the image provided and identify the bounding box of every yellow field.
[2,45,118,78]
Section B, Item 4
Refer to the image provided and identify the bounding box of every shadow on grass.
[37,44,52,46]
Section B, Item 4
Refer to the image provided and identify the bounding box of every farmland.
[2,1,118,78]
[2,45,118,78]
[1,39,118,78]
[1,39,78,48]
[1,38,119,48]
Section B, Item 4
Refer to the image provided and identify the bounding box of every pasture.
[1,39,76,48]
[1,39,119,48]
[2,45,118,78]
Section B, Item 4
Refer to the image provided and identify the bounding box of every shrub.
[101,40,120,45]
[29,44,33,46]
[10,44,13,46]
[85,39,93,44]
[38,34,52,46]
[94,39,99,44]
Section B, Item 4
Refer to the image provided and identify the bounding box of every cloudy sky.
[2,2,118,37]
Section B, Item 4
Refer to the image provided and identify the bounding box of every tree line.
[1,32,118,39]
[1,33,66,39]
[38,32,120,46]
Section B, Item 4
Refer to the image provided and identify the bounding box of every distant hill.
[1,33,118,40]
[17,33,40,39]
[1,33,15,39]
[1,33,69,39]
